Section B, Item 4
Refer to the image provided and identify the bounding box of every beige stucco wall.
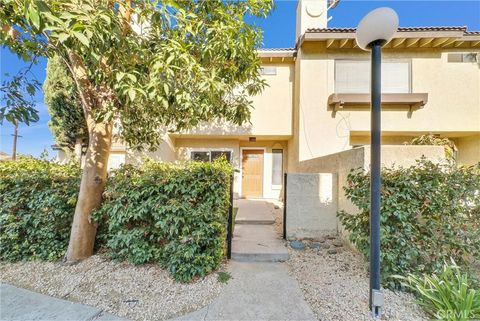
[295,145,446,238]
[180,62,294,137]
[290,44,480,169]
[457,134,480,165]
[125,133,176,165]
[286,173,338,239]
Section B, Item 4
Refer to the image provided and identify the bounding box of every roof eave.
[299,30,480,49]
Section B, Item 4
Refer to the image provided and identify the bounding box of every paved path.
[174,261,316,321]
[174,200,315,320]
[0,283,126,321]
[232,199,289,262]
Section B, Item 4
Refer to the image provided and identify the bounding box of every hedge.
[0,158,80,261]
[0,157,233,282]
[93,159,233,281]
[338,158,480,289]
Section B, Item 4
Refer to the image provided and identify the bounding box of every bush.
[0,158,81,261]
[398,260,480,321]
[338,158,480,289]
[93,159,233,282]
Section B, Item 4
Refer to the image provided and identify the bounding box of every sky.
[1,0,479,157]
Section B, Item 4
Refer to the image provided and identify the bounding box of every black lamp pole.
[369,39,385,317]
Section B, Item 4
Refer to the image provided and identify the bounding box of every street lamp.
[355,7,399,319]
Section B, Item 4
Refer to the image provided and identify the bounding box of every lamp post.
[355,7,399,319]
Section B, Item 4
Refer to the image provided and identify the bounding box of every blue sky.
[1,0,479,157]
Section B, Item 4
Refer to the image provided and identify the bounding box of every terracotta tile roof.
[258,48,296,51]
[306,26,471,33]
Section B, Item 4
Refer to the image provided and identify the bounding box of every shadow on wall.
[125,131,177,165]
[179,119,254,136]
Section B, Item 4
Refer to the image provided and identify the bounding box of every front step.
[231,225,289,262]
[235,218,275,225]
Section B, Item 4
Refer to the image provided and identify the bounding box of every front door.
[242,149,264,198]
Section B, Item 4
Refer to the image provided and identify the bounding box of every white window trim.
[334,58,412,94]
[239,147,267,198]
[271,149,283,190]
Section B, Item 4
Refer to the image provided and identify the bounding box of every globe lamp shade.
[355,7,399,50]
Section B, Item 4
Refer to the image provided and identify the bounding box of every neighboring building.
[0,151,11,160]
[60,0,480,199]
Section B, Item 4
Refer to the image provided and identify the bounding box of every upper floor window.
[335,60,411,94]
[260,66,277,75]
[447,53,478,63]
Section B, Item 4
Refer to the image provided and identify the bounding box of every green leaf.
[73,31,89,47]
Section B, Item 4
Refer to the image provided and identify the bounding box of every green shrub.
[94,159,233,282]
[338,158,480,289]
[398,260,480,321]
[0,157,81,261]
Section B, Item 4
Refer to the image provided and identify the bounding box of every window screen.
[271,149,283,186]
[335,60,410,93]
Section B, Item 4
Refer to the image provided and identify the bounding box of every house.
[0,151,11,160]
[59,0,480,200]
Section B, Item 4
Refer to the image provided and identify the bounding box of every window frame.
[334,58,412,94]
[190,149,233,163]
[271,149,283,189]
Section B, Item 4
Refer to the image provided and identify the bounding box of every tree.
[1,0,272,261]
[44,54,88,161]
[1,63,40,127]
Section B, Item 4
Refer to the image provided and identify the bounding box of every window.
[447,53,478,63]
[211,151,232,162]
[260,66,277,75]
[191,150,232,162]
[271,149,283,186]
[191,151,210,162]
[335,60,410,93]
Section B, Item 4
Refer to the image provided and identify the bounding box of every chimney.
[295,0,328,42]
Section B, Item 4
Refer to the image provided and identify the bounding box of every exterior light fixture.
[355,7,399,319]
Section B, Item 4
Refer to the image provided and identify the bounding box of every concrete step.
[234,199,275,223]
[231,225,289,262]
[235,218,275,225]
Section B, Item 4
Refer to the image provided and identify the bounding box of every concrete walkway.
[0,283,126,321]
[174,261,316,321]
[232,199,289,262]
[173,199,315,320]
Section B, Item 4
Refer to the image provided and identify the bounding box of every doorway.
[241,149,264,198]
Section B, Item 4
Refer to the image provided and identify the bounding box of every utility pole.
[11,121,21,160]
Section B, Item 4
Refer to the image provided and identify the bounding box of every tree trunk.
[64,51,116,262]
[74,137,83,163]
[66,121,112,262]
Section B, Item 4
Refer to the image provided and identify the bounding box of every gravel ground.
[286,240,427,321]
[266,199,284,237]
[0,255,226,321]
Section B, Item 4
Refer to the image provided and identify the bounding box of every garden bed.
[286,242,427,321]
[0,255,226,321]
